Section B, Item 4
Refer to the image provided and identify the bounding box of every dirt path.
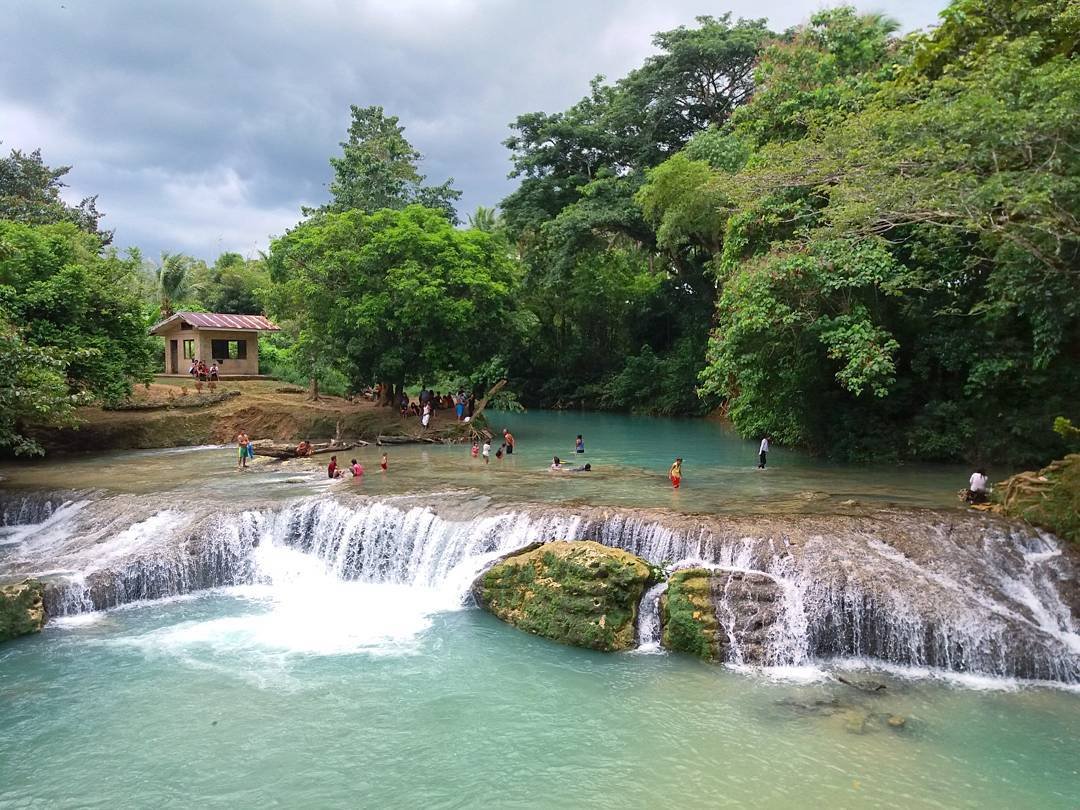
[28,378,473,453]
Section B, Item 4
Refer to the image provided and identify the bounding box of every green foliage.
[661,570,717,659]
[313,105,462,223]
[267,205,521,393]
[0,315,78,455]
[0,221,155,452]
[187,252,269,314]
[500,15,774,415]
[641,1,1079,463]
[0,147,110,244]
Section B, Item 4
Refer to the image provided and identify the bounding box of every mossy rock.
[996,454,1080,544]
[0,579,46,643]
[660,568,782,663]
[660,569,720,660]
[473,540,652,651]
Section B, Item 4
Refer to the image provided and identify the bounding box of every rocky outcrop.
[0,579,46,642]
[473,540,653,651]
[661,568,783,664]
[996,454,1079,544]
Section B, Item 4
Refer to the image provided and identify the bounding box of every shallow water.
[0,409,977,514]
[2,588,1079,809]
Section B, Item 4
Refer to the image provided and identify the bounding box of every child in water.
[482,440,491,464]
[351,459,363,478]
[380,452,389,472]
[471,441,479,458]
[669,457,683,489]
[575,435,585,453]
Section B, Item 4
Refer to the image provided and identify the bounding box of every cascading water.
[634,582,667,652]
[3,489,1079,683]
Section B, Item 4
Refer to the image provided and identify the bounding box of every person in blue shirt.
[575,434,585,453]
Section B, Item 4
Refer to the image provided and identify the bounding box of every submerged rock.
[472,540,652,651]
[0,579,46,642]
[660,568,782,664]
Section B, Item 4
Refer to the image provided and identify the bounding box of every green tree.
[188,251,269,314]
[267,205,521,401]
[155,252,197,317]
[499,14,773,413]
[0,221,156,414]
[0,146,110,244]
[640,1,1079,463]
[0,314,79,456]
[467,205,500,233]
[312,105,462,223]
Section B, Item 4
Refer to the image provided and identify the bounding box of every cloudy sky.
[4,0,947,260]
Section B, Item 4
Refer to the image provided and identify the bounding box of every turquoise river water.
[1,409,1077,808]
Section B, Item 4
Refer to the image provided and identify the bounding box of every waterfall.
[634,582,667,652]
[3,490,1079,683]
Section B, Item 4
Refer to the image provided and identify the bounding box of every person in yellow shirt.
[669,457,683,489]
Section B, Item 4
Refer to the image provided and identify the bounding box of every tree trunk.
[377,381,391,407]
[308,376,320,401]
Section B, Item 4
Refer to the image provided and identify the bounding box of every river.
[1,409,1078,808]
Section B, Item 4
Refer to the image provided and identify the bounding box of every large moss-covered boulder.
[996,454,1080,544]
[661,568,781,663]
[0,579,46,643]
[473,541,652,651]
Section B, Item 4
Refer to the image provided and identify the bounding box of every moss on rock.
[996,454,1080,544]
[660,569,719,660]
[0,579,46,643]
[473,540,652,651]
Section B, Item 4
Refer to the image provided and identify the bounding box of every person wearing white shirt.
[966,468,989,503]
[758,437,770,469]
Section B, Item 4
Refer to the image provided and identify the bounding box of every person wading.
[236,429,250,469]
[758,437,770,469]
[669,457,683,489]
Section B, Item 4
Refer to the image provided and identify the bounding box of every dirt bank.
[26,378,474,454]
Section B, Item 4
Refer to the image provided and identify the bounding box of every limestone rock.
[472,540,652,651]
[0,579,46,643]
[660,568,782,664]
[996,453,1080,544]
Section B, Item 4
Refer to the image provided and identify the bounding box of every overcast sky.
[4,0,947,260]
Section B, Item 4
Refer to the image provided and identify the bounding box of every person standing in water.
[380,452,389,472]
[482,439,491,464]
[758,436,769,469]
[235,429,250,469]
[669,457,683,489]
[502,429,515,455]
[575,435,585,454]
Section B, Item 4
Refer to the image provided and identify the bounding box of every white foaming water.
[0,499,88,546]
[634,582,668,653]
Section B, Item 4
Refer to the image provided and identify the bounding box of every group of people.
[469,428,516,464]
[326,452,390,479]
[188,359,219,387]
[398,389,477,424]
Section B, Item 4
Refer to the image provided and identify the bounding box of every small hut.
[150,312,280,376]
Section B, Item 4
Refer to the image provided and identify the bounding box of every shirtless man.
[236,429,250,469]
[502,428,515,455]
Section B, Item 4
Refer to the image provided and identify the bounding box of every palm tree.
[467,205,499,232]
[156,252,191,317]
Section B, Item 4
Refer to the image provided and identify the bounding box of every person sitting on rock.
[296,440,313,457]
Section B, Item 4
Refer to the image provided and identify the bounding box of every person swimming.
[569,463,591,472]
[550,456,563,471]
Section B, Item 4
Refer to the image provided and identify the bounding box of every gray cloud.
[3,0,947,259]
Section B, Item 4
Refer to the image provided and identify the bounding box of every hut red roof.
[150,312,280,334]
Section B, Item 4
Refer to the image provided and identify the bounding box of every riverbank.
[23,378,472,454]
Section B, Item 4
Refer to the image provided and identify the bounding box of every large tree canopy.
[0,221,156,453]
[640,1,1079,463]
[499,14,774,414]
[267,205,521,397]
